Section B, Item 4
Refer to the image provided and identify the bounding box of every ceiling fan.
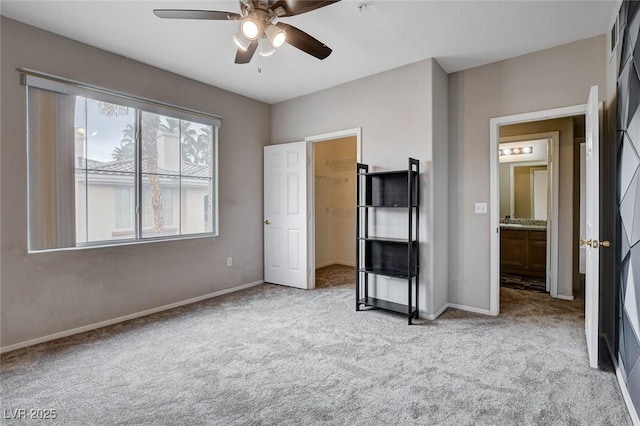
[153,0,340,64]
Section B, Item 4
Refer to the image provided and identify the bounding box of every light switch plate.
[475,202,487,214]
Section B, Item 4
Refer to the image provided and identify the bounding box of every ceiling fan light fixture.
[240,17,261,40]
[233,32,251,51]
[265,24,286,48]
[258,37,276,57]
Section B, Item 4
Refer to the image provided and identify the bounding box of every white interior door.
[264,142,308,289]
[584,85,600,369]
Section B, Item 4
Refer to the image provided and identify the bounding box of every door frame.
[489,105,587,315]
[500,133,559,296]
[306,128,362,289]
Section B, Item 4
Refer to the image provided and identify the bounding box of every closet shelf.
[326,158,356,170]
[315,175,349,184]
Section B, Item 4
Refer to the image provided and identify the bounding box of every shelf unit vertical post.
[409,158,419,324]
[355,163,369,312]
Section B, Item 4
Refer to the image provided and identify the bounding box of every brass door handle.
[580,238,611,248]
[580,238,592,247]
[264,220,271,225]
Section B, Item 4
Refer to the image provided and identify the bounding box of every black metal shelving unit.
[355,158,420,324]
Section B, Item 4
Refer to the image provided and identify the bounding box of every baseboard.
[614,356,640,425]
[604,333,640,425]
[616,365,640,426]
[423,302,449,320]
[447,302,492,316]
[334,261,356,267]
[316,261,356,269]
[556,294,575,301]
[0,280,264,354]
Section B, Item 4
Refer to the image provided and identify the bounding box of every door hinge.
[307,212,311,220]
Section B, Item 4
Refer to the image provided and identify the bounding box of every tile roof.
[79,157,210,178]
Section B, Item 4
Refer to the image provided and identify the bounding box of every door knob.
[264,220,271,225]
[599,240,611,248]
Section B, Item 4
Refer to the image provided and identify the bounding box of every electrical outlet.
[475,202,487,214]
[227,257,233,267]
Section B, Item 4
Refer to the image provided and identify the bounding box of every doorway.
[497,130,560,298]
[311,136,357,289]
[490,105,589,315]
[306,128,362,289]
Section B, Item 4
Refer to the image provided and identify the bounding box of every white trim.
[606,334,640,426]
[315,260,337,269]
[616,366,640,426]
[447,302,492,316]
[0,280,264,354]
[306,128,362,290]
[421,302,492,320]
[423,302,450,320]
[490,104,587,316]
[315,260,356,269]
[556,294,575,301]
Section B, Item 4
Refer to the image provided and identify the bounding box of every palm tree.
[112,123,135,161]
[160,117,203,165]
[141,112,164,234]
[194,126,212,167]
[99,101,164,234]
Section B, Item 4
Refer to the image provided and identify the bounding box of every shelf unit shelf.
[357,268,417,279]
[357,297,419,316]
[355,158,420,324]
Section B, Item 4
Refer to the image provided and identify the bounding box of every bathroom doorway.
[498,134,556,295]
[497,115,587,303]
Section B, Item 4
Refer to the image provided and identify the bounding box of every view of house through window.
[26,75,218,251]
[73,97,216,245]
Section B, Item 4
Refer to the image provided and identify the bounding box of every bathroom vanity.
[500,224,547,278]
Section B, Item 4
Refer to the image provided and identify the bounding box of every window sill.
[28,232,218,254]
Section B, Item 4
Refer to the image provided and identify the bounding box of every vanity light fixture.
[499,146,533,156]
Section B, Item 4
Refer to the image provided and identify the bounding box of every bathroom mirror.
[499,140,549,220]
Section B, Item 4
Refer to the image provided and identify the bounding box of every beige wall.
[448,35,607,310]
[271,58,449,317]
[1,17,270,348]
[313,137,356,268]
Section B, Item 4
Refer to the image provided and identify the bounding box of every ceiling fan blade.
[235,41,258,64]
[272,1,340,17]
[276,22,332,60]
[153,9,241,20]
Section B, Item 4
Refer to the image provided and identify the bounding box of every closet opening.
[310,135,358,289]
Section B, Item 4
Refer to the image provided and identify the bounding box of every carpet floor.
[0,270,631,425]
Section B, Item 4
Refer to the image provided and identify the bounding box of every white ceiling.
[0,0,617,104]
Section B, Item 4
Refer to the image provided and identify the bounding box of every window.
[115,187,134,230]
[25,70,219,251]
